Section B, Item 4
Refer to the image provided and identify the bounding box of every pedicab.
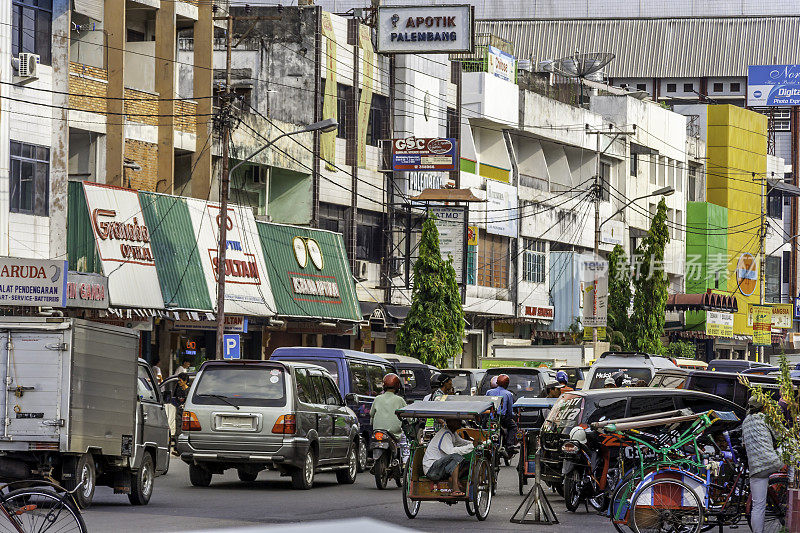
[513,397,558,495]
[395,398,500,521]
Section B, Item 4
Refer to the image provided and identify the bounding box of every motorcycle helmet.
[497,374,510,389]
[490,376,498,388]
[555,370,569,385]
[569,425,588,444]
[611,371,627,388]
[382,373,401,391]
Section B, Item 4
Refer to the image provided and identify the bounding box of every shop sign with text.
[392,138,457,171]
[429,206,465,284]
[0,257,67,307]
[487,46,516,82]
[173,316,249,333]
[377,5,474,54]
[520,305,554,320]
[706,310,734,338]
[771,303,793,329]
[752,304,773,346]
[66,272,108,309]
[82,182,164,309]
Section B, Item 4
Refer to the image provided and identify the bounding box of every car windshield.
[589,367,652,388]
[192,366,287,407]
[482,371,541,397]
[543,394,584,431]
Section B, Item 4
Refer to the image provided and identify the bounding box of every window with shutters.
[477,232,509,288]
[522,238,546,283]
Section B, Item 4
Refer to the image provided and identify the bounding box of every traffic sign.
[223,334,240,360]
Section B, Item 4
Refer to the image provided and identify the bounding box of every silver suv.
[177,360,360,489]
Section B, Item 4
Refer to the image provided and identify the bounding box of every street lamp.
[597,185,675,232]
[215,117,338,359]
[229,118,338,175]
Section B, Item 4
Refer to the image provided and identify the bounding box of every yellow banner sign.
[583,326,607,341]
[357,24,374,169]
[772,303,793,329]
[321,13,337,171]
[467,226,478,246]
[752,304,772,346]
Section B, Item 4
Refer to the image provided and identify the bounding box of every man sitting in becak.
[422,418,474,482]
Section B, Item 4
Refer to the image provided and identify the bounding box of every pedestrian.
[173,372,190,407]
[171,358,192,378]
[742,395,784,533]
[151,357,163,384]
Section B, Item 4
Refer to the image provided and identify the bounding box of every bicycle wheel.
[630,479,703,533]
[0,487,86,533]
[610,473,638,533]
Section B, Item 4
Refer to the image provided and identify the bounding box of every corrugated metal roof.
[477,17,800,78]
[139,192,213,311]
[67,181,102,274]
[257,222,361,321]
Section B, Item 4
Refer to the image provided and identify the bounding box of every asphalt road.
[80,459,734,533]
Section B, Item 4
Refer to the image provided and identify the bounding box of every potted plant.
[745,353,799,531]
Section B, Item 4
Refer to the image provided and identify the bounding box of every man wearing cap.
[742,395,784,533]
[487,374,517,452]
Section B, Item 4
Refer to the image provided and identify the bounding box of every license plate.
[217,416,256,431]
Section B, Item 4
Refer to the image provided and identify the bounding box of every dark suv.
[538,388,744,486]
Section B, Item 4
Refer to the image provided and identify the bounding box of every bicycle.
[0,480,87,533]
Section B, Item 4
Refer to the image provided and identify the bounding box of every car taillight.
[561,441,579,454]
[374,431,386,441]
[272,414,296,434]
[182,411,201,431]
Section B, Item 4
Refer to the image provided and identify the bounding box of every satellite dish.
[545,52,615,82]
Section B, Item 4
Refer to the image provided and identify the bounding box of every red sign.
[521,305,554,320]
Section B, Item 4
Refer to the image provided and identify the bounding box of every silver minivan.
[177,360,360,489]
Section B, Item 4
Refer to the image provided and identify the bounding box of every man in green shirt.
[370,373,408,463]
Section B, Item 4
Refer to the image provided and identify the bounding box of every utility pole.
[758,173,766,363]
[213,14,234,359]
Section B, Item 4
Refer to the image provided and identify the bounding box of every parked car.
[478,367,550,398]
[378,354,434,402]
[538,388,744,486]
[707,358,772,373]
[270,347,395,471]
[554,366,589,389]
[441,368,486,396]
[674,358,708,370]
[649,367,690,388]
[177,360,359,489]
[685,370,799,408]
[583,352,677,389]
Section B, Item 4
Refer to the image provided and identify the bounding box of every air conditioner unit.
[17,53,40,79]
[354,260,369,281]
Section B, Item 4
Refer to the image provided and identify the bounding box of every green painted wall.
[268,168,312,225]
[685,201,728,330]
[67,181,102,274]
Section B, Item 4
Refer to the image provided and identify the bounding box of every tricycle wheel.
[402,468,420,519]
[472,459,492,521]
[466,500,475,516]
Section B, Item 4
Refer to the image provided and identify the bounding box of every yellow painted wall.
[706,105,767,336]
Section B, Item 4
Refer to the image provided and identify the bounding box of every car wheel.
[189,463,212,487]
[292,448,315,490]
[64,453,95,509]
[237,469,258,483]
[129,452,155,505]
[336,445,358,484]
[356,438,368,473]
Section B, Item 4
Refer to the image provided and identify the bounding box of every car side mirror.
[345,393,358,404]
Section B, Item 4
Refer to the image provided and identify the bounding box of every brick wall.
[124,139,159,191]
[175,100,197,134]
[124,88,159,126]
[69,62,108,114]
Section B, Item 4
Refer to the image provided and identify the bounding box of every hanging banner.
[184,198,276,317]
[581,259,608,328]
[486,179,518,238]
[320,12,337,171]
[706,311,734,338]
[752,304,773,346]
[0,257,67,307]
[82,182,164,309]
[357,24,374,169]
[771,303,793,329]
[429,206,465,284]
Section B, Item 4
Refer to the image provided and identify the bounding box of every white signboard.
[582,259,608,328]
[0,257,67,307]
[376,5,474,54]
[185,198,276,317]
[83,182,165,309]
[600,219,625,246]
[429,206,465,284]
[401,171,449,197]
[486,180,518,238]
[487,46,516,83]
[173,315,248,333]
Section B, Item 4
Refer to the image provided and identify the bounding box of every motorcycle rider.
[487,374,517,454]
[555,370,574,394]
[369,373,409,464]
[425,373,454,401]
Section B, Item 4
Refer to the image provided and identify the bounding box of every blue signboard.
[748,65,800,106]
[222,334,241,360]
[795,297,800,320]
[392,138,457,172]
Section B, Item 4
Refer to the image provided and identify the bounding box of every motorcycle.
[560,426,622,513]
[369,429,402,489]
